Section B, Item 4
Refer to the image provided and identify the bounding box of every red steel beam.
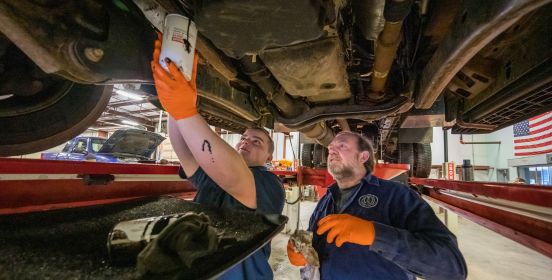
[297,164,410,188]
[0,180,195,215]
[410,177,552,208]
[0,158,196,215]
[0,158,180,174]
[1,197,150,215]
[298,167,335,187]
[423,188,552,259]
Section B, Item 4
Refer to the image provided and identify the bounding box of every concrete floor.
[269,201,552,280]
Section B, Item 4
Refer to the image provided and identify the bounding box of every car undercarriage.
[0,0,551,177]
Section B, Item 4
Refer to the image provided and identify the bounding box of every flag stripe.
[515,127,552,141]
[515,148,552,156]
[530,123,552,135]
[515,140,552,150]
[514,148,551,154]
[514,132,552,143]
[515,138,552,148]
[529,112,549,121]
[529,114,552,131]
[530,115,552,128]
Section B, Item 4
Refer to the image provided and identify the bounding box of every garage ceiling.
[91,85,164,132]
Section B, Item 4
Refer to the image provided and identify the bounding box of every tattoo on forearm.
[202,140,212,153]
[202,140,215,163]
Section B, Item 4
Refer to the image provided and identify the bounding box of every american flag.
[513,111,552,156]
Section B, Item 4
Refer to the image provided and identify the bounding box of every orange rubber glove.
[287,240,307,266]
[316,214,375,247]
[151,35,200,120]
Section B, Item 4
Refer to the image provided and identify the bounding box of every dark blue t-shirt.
[182,166,285,279]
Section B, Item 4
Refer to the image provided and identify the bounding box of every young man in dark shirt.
[151,37,284,279]
[288,131,467,280]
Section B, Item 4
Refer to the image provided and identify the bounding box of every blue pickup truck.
[41,129,165,163]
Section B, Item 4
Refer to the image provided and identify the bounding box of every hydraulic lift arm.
[410,177,552,259]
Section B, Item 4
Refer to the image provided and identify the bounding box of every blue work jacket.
[309,172,467,280]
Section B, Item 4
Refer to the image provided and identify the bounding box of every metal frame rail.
[410,178,552,258]
[0,158,195,215]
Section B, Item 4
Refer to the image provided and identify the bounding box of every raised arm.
[174,115,256,208]
[168,116,198,176]
[151,38,256,209]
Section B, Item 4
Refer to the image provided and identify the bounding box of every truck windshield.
[91,138,106,153]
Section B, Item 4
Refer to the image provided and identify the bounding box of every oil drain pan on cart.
[0,196,288,279]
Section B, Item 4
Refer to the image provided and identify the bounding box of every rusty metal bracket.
[0,0,156,84]
[78,174,115,185]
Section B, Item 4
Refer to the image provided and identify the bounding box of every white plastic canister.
[159,14,197,81]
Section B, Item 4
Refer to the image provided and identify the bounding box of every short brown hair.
[336,131,376,172]
[247,127,274,154]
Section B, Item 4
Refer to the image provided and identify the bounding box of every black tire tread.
[398,143,415,176]
[414,143,432,178]
[301,143,315,167]
[313,144,325,167]
[0,84,113,156]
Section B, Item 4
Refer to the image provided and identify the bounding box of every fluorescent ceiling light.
[115,89,144,100]
[0,94,14,101]
[122,119,140,126]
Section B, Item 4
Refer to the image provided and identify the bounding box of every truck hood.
[97,129,165,158]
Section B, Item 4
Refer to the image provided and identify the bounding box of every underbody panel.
[0,0,550,162]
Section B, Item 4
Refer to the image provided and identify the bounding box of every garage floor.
[269,201,552,280]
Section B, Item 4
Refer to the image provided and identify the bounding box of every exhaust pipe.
[240,55,335,145]
[239,55,309,118]
[300,122,335,146]
[370,0,413,98]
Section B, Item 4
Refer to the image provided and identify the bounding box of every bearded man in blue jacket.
[288,131,467,280]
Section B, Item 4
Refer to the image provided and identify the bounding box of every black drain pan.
[0,196,287,279]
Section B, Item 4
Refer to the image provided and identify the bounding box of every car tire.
[0,83,113,156]
[398,143,415,176]
[313,144,327,168]
[414,143,431,178]
[301,143,315,167]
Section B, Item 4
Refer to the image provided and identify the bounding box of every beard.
[328,161,355,180]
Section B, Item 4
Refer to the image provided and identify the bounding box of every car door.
[66,138,89,161]
[54,139,75,160]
